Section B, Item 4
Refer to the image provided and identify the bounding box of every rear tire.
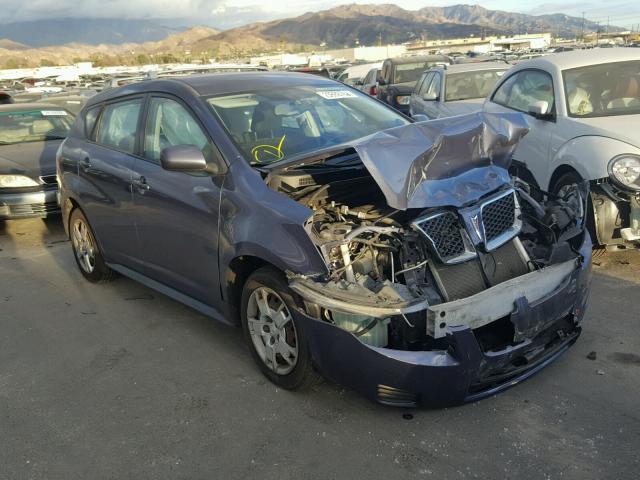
[69,208,115,283]
[241,266,321,390]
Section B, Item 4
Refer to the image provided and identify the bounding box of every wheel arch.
[63,196,81,237]
[549,164,582,191]
[223,255,282,325]
[546,135,638,190]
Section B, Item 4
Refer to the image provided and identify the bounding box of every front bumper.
[295,235,592,408]
[0,188,60,219]
[620,195,640,243]
[592,182,640,245]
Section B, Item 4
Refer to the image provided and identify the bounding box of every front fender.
[548,136,640,189]
[217,160,328,281]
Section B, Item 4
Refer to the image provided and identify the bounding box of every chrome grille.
[480,190,521,251]
[412,190,521,263]
[417,212,465,259]
[412,211,475,263]
[482,193,515,242]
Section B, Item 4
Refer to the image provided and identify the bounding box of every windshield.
[0,108,73,144]
[563,60,640,117]
[206,85,409,165]
[445,70,506,101]
[394,62,441,84]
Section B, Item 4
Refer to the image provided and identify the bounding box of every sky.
[2,0,639,30]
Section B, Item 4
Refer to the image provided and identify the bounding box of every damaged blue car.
[57,73,592,407]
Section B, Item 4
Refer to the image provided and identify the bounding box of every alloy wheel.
[246,287,299,375]
[71,218,96,274]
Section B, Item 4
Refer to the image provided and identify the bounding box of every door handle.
[133,176,150,192]
[79,157,91,169]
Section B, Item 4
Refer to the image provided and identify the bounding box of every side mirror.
[423,92,438,101]
[527,101,553,120]
[160,145,208,172]
[353,79,364,86]
[412,114,430,122]
[377,78,386,86]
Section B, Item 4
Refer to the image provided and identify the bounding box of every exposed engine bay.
[266,158,588,353]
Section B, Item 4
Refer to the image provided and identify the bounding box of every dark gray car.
[57,72,592,407]
[0,103,73,219]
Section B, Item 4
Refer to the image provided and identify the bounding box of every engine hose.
[305,184,330,206]
[352,318,381,337]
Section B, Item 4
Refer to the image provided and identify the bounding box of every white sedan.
[484,48,640,247]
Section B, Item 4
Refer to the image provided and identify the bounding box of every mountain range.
[0,18,182,48]
[0,4,613,68]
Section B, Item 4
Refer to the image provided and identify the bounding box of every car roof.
[514,48,640,71]
[86,71,343,105]
[0,102,68,112]
[436,62,510,73]
[388,55,451,64]
[341,62,382,78]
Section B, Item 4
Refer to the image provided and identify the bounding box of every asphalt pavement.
[1,217,639,480]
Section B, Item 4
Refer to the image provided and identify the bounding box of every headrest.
[31,119,53,135]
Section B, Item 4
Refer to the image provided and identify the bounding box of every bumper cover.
[295,235,592,407]
[0,188,59,219]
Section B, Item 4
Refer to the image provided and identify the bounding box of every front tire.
[240,266,320,390]
[552,171,602,251]
[69,208,115,283]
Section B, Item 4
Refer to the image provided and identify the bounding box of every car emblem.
[471,214,482,240]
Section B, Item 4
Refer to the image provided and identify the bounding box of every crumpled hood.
[352,111,529,209]
[0,139,61,178]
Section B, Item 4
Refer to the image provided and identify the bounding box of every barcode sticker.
[315,89,358,100]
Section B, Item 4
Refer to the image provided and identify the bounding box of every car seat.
[567,87,593,115]
[607,76,640,109]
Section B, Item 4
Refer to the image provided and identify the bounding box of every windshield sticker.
[251,134,286,163]
[315,89,358,100]
[41,110,67,116]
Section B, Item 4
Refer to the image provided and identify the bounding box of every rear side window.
[84,106,101,139]
[95,99,142,154]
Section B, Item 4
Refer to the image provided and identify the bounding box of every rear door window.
[95,98,142,154]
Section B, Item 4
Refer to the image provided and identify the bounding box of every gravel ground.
[1,217,639,480]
